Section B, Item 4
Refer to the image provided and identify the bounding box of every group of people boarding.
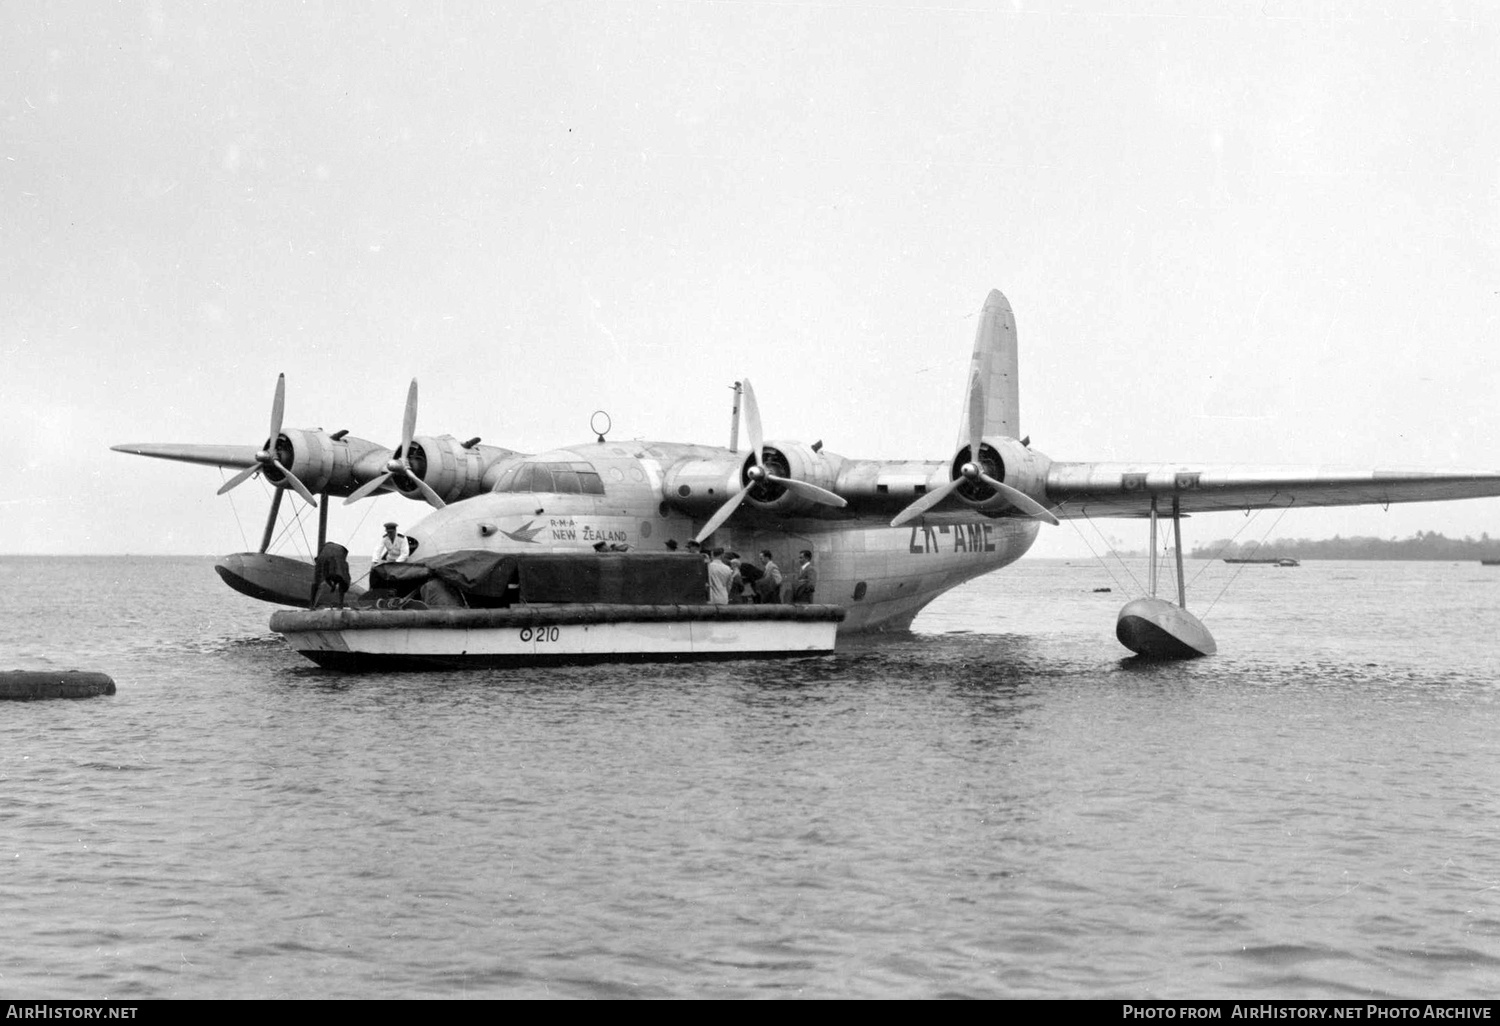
[694,545,817,606]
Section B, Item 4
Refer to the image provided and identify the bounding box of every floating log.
[0,670,117,700]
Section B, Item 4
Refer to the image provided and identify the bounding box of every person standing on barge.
[792,549,817,604]
[707,548,734,604]
[756,550,783,604]
[373,521,409,567]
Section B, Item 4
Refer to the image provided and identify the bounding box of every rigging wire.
[1073,507,1146,596]
[1200,503,1293,619]
[219,467,251,552]
[291,498,313,558]
[1187,505,1270,590]
[1064,509,1128,594]
[345,500,385,587]
[258,479,316,560]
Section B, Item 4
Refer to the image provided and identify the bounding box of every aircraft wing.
[1044,463,1500,518]
[110,443,260,469]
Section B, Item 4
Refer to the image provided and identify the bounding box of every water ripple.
[3,557,1500,997]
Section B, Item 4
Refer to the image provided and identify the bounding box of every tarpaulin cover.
[372,550,707,605]
[372,549,519,599]
[516,552,707,605]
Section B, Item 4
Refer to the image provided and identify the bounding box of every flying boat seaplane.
[114,290,1500,659]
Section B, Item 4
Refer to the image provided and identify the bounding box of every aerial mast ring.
[591,410,612,443]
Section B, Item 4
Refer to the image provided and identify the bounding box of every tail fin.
[956,289,1020,447]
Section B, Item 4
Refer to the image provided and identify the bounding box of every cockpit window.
[493,460,606,496]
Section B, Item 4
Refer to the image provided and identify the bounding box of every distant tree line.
[1188,532,1500,561]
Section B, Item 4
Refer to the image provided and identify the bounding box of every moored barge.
[269,549,844,670]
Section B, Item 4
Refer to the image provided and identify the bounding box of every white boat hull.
[269,604,845,670]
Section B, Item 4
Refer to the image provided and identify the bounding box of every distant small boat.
[1223,557,1299,566]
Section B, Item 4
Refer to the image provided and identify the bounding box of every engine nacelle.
[264,428,364,495]
[394,435,510,504]
[744,441,842,516]
[947,436,1052,516]
[661,442,843,518]
[661,457,746,516]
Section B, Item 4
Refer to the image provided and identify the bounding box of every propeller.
[694,379,846,544]
[215,373,318,506]
[889,372,1058,528]
[343,379,446,509]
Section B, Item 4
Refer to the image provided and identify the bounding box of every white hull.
[269,604,845,670]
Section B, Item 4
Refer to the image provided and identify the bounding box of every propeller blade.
[343,472,393,505]
[741,379,764,467]
[767,475,847,508]
[411,474,447,510]
[401,379,419,451]
[269,373,287,445]
[694,485,752,544]
[217,464,260,496]
[272,461,318,506]
[890,477,964,528]
[977,473,1059,525]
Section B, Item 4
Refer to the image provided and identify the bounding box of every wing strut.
[1172,496,1186,609]
[259,488,284,555]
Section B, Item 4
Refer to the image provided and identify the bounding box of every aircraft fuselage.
[406,439,1040,633]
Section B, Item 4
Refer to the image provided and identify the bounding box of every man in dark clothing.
[735,554,764,602]
[309,542,351,608]
[792,549,817,604]
[756,549,783,604]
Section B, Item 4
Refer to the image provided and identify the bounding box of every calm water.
[1,555,1498,999]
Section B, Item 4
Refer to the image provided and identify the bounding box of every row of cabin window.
[494,461,607,496]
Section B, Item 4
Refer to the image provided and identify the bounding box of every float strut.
[1148,496,1159,598]
[1173,496,1186,609]
[317,493,329,552]
[259,488,284,555]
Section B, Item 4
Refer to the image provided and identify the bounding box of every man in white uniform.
[373,521,409,567]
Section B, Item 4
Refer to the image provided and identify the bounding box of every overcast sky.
[4,0,1497,558]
